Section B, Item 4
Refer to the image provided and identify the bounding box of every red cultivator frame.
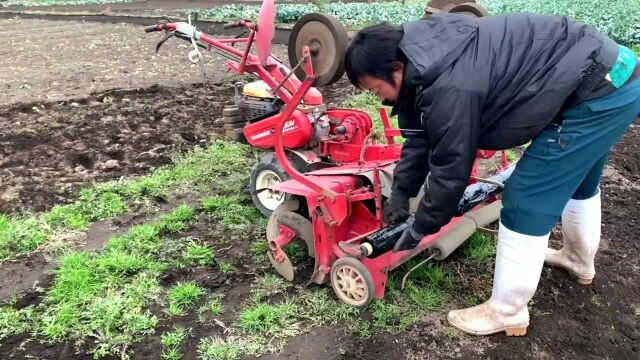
[146,0,509,307]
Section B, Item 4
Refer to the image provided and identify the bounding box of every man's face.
[358,63,404,104]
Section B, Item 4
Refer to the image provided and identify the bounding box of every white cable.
[187,13,206,81]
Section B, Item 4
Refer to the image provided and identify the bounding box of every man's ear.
[392,61,404,72]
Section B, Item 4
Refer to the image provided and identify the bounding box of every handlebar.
[144,24,159,33]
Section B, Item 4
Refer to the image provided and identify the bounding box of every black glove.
[383,195,410,224]
[392,225,425,252]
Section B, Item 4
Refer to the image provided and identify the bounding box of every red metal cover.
[256,0,276,66]
[243,110,313,149]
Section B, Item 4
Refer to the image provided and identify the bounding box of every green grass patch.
[206,297,224,316]
[370,300,418,332]
[44,190,127,231]
[161,327,187,360]
[167,282,205,311]
[348,321,373,339]
[237,300,300,336]
[201,195,262,229]
[195,295,225,323]
[397,260,454,289]
[43,206,90,230]
[283,242,307,262]
[219,262,234,273]
[183,243,215,266]
[250,274,291,302]
[385,257,453,312]
[41,272,161,357]
[0,305,34,341]
[297,289,360,325]
[12,205,195,358]
[0,214,47,261]
[249,239,269,262]
[461,232,497,261]
[343,91,398,133]
[105,224,162,256]
[405,283,448,311]
[159,205,196,233]
[591,294,604,307]
[198,337,243,360]
[0,140,251,263]
[193,288,359,358]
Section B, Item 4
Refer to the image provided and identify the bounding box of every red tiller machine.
[146,0,512,307]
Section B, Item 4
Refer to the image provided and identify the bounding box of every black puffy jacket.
[390,13,619,236]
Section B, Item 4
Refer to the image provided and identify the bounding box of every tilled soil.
[0,79,355,214]
[0,18,281,106]
[0,15,639,360]
[0,18,356,214]
[0,84,233,213]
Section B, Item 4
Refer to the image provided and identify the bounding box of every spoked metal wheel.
[330,257,375,308]
[266,201,314,282]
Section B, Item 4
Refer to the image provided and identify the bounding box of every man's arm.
[391,136,430,199]
[412,87,481,236]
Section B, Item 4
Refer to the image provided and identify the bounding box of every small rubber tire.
[225,128,247,144]
[330,257,375,308]
[250,152,291,217]
[223,107,240,117]
[223,122,245,130]
[224,115,245,124]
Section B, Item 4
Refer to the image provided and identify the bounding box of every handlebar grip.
[223,23,236,29]
[144,25,159,33]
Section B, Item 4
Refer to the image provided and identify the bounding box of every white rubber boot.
[447,222,548,336]
[545,191,601,285]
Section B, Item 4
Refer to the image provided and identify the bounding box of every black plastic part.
[364,217,415,258]
[144,24,158,33]
[456,165,513,215]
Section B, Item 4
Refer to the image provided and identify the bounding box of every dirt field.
[0,18,352,213]
[0,15,639,360]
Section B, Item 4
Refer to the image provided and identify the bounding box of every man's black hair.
[345,22,405,89]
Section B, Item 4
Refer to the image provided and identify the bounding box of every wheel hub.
[288,13,349,87]
[335,266,367,301]
[255,170,284,210]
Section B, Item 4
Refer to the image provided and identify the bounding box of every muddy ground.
[0,15,639,360]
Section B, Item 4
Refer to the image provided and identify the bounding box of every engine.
[235,81,283,123]
[238,80,400,164]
